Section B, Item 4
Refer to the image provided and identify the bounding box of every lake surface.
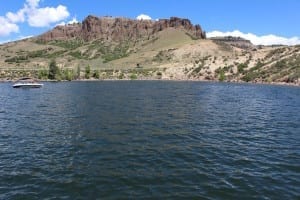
[0,81,299,199]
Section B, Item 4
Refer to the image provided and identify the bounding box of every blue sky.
[1,0,300,45]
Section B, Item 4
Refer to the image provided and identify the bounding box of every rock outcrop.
[40,23,82,41]
[210,36,254,49]
[38,15,206,42]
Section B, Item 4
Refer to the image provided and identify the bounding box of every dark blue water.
[0,81,299,199]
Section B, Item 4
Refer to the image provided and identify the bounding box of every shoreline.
[1,77,299,87]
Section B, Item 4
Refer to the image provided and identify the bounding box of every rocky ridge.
[210,36,254,49]
[39,15,206,42]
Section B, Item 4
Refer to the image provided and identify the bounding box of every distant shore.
[1,77,299,87]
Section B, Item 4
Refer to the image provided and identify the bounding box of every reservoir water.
[0,81,299,199]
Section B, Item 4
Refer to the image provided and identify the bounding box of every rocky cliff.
[210,36,254,49]
[38,15,206,42]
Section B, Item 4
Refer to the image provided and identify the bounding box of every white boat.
[12,78,43,88]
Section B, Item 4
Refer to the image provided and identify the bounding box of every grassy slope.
[109,28,195,69]
[0,29,299,84]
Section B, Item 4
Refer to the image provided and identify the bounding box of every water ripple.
[0,81,299,199]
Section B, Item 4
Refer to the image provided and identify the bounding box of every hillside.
[0,15,299,85]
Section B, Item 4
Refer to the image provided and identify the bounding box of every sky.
[1,0,300,45]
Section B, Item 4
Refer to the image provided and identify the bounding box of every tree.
[92,70,100,79]
[219,70,226,81]
[48,60,59,79]
[85,65,91,79]
[77,65,81,79]
[64,69,74,81]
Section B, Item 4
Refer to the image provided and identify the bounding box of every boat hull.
[12,83,43,88]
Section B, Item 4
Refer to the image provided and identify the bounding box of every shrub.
[49,40,84,49]
[76,66,81,79]
[85,65,91,79]
[130,74,137,80]
[69,51,83,59]
[242,72,259,82]
[38,69,48,80]
[48,60,60,80]
[215,67,226,81]
[118,73,125,79]
[63,69,75,81]
[92,70,100,79]
[5,55,28,63]
[219,70,225,81]
[237,63,248,74]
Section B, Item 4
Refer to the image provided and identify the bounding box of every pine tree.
[85,65,91,79]
[48,60,59,79]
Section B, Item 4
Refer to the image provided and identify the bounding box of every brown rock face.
[210,36,254,49]
[38,15,205,42]
[39,23,82,41]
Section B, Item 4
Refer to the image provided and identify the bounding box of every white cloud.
[0,16,19,36]
[136,14,152,20]
[0,0,70,38]
[207,30,300,46]
[67,17,79,24]
[56,21,66,26]
[26,0,40,8]
[27,5,70,27]
[6,9,26,23]
[56,17,79,27]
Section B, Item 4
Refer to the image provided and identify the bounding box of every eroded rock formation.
[38,15,206,42]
